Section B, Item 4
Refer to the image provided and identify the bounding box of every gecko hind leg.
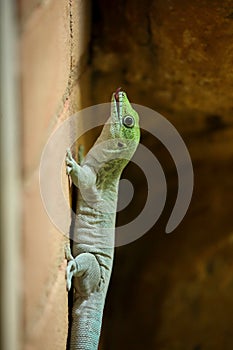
[66,253,101,295]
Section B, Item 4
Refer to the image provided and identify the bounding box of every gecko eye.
[123,115,135,128]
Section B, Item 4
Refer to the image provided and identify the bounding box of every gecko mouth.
[114,87,122,118]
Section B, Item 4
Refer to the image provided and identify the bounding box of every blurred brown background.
[90,1,233,349]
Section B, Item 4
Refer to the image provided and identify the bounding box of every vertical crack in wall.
[68,0,74,94]
[62,0,89,106]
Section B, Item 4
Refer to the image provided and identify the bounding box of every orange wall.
[19,1,91,349]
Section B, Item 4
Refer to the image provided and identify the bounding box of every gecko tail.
[69,292,105,350]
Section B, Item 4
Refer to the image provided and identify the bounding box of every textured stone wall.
[90,1,233,349]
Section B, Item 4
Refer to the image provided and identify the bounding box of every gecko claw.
[66,260,77,291]
[66,272,72,292]
[65,245,74,261]
[66,148,72,156]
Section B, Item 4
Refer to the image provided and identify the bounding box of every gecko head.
[110,88,140,156]
[92,89,140,171]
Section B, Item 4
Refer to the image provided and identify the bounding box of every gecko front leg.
[66,149,81,188]
[66,148,96,189]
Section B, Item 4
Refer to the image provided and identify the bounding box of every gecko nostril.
[118,142,124,148]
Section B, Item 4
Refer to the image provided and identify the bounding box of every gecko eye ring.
[123,115,135,128]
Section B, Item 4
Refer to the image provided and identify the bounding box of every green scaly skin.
[65,90,140,350]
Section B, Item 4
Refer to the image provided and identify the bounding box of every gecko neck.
[96,158,128,191]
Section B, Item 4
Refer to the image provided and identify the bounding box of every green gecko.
[65,88,140,350]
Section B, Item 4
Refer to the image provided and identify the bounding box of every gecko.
[65,88,140,350]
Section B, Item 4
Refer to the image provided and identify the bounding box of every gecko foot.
[66,148,77,175]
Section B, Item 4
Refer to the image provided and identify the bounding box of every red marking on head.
[114,87,122,102]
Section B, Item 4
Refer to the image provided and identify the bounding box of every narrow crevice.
[66,176,79,350]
